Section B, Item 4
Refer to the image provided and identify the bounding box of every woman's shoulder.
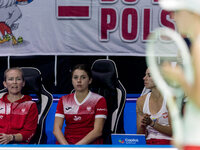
[90,91,104,99]
[136,93,150,106]
[21,95,37,108]
[61,93,74,99]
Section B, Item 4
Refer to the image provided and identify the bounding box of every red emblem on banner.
[56,0,91,19]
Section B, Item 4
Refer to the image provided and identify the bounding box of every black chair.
[91,59,126,144]
[0,67,53,144]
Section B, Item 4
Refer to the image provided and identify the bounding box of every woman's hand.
[141,114,152,127]
[0,133,13,144]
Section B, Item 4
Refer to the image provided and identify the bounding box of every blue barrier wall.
[124,101,137,134]
[45,100,137,144]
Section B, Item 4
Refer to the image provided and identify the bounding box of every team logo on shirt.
[21,108,26,112]
[0,115,3,119]
[87,106,91,112]
[162,112,168,119]
[73,116,81,121]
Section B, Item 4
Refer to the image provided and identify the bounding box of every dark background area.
[0,56,147,95]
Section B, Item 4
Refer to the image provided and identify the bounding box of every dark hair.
[4,67,24,81]
[71,64,92,79]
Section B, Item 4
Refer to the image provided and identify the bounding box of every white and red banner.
[0,0,175,56]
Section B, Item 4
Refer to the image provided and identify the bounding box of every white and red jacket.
[0,93,38,144]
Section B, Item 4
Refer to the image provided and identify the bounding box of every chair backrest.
[0,67,53,144]
[91,59,126,144]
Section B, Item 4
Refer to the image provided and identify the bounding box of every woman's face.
[143,68,155,89]
[3,69,25,95]
[72,69,92,93]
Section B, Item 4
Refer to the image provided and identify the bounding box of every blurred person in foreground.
[159,0,200,149]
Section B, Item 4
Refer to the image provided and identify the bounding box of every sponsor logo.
[21,108,25,112]
[65,107,72,111]
[125,138,139,144]
[118,138,139,144]
[97,108,107,111]
[73,116,81,121]
[118,139,125,144]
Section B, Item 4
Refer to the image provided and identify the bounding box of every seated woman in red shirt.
[0,67,38,144]
[53,64,108,144]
